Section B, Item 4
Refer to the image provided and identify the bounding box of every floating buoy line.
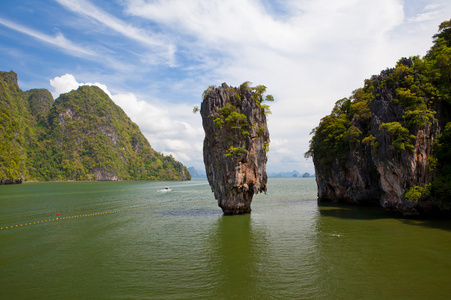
[1,200,211,231]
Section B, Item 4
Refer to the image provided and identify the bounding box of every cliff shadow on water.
[318,203,391,221]
[319,202,451,232]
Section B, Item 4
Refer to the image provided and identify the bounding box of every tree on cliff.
[431,123,451,208]
[433,19,451,46]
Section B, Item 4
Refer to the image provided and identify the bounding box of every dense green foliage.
[430,122,451,208]
[306,54,441,166]
[378,122,416,152]
[243,82,274,114]
[214,103,249,137]
[307,19,451,206]
[305,90,371,169]
[0,74,190,182]
[0,71,30,181]
[404,184,431,202]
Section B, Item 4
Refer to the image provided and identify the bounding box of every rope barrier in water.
[0,200,211,231]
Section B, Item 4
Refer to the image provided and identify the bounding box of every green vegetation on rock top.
[202,82,273,157]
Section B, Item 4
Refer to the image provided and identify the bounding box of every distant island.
[306,19,451,216]
[268,170,315,178]
[187,167,206,178]
[188,167,315,179]
[0,71,190,183]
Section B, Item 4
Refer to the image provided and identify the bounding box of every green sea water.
[1,178,451,299]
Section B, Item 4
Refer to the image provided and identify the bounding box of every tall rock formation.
[200,82,271,214]
[309,62,441,215]
[307,20,451,216]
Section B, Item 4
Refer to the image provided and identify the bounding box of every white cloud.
[0,17,96,57]
[55,0,176,66]
[0,17,141,74]
[49,74,112,98]
[408,3,442,22]
[124,0,302,55]
[49,74,79,98]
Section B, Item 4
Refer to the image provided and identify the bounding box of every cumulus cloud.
[49,74,79,98]
[50,74,111,98]
[50,74,205,170]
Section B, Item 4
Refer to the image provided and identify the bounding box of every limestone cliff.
[307,21,451,216]
[310,62,441,215]
[0,70,191,183]
[200,82,271,214]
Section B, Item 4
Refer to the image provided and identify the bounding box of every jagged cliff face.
[313,144,381,206]
[310,56,447,216]
[201,83,270,214]
[367,70,440,214]
[309,21,451,216]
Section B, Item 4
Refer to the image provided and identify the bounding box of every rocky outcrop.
[176,162,191,181]
[366,70,440,214]
[310,57,445,216]
[0,177,23,185]
[90,167,119,181]
[314,143,381,206]
[309,21,451,216]
[200,83,270,214]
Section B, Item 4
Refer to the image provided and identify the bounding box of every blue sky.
[1,0,450,174]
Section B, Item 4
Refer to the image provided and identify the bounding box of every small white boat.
[160,187,172,192]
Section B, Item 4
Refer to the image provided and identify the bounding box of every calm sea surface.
[1,178,451,299]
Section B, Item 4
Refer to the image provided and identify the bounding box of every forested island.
[306,20,451,216]
[0,71,190,183]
